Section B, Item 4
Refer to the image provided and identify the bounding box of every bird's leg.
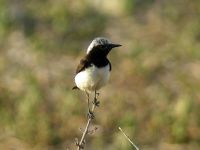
[86,92,90,111]
[93,90,100,107]
[95,91,100,97]
[86,92,94,119]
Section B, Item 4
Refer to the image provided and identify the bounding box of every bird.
[73,37,121,114]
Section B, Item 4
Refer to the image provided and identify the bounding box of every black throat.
[75,46,112,74]
[87,47,111,70]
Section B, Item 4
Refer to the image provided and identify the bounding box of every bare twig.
[118,127,139,150]
[76,92,99,150]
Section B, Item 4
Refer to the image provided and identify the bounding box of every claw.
[87,109,95,119]
[93,98,100,107]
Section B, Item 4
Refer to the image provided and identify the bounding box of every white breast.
[75,64,110,92]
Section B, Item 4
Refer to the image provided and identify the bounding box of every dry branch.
[76,93,99,150]
[118,127,139,150]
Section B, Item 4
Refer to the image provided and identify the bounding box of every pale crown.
[86,37,112,54]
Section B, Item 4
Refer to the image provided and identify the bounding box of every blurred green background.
[1,0,200,149]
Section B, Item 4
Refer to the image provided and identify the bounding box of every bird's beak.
[109,44,122,48]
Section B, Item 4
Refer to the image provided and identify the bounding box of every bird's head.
[86,37,121,56]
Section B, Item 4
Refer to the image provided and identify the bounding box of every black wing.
[75,55,92,74]
[72,86,79,90]
[108,61,112,71]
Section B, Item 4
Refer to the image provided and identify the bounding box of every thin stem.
[77,91,98,150]
[86,92,90,111]
[118,127,139,150]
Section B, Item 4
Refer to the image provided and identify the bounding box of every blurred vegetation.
[1,0,200,149]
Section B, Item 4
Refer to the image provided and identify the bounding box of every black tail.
[72,86,79,90]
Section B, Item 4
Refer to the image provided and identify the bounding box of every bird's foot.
[87,109,95,119]
[93,98,100,107]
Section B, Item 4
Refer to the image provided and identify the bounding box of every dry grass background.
[0,0,200,149]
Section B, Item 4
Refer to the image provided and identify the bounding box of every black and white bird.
[73,37,121,109]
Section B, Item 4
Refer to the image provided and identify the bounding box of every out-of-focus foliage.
[1,0,200,149]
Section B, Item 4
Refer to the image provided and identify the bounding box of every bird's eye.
[101,45,107,49]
